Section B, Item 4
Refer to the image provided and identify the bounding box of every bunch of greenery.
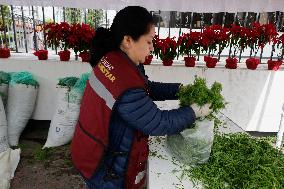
[177,76,226,114]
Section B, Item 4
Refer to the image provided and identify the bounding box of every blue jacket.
[85,64,196,189]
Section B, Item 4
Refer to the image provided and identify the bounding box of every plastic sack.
[0,148,21,189]
[0,97,9,153]
[0,83,8,108]
[44,74,89,148]
[7,84,38,146]
[0,71,10,108]
[0,71,10,84]
[167,119,214,166]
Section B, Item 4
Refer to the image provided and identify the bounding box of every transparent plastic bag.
[167,119,214,166]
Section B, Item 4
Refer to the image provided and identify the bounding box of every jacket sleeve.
[116,88,196,136]
[137,63,181,101]
[148,81,181,101]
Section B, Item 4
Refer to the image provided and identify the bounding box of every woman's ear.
[121,35,133,49]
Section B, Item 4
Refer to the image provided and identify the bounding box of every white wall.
[1,53,284,132]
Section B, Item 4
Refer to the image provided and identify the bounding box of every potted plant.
[45,22,71,61]
[267,59,282,70]
[178,31,201,67]
[246,23,278,69]
[245,58,260,70]
[0,47,10,58]
[155,37,177,66]
[68,23,95,61]
[204,56,218,68]
[225,57,238,69]
[79,51,91,62]
[34,49,48,60]
[200,25,220,68]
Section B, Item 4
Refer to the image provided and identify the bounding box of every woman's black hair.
[89,6,154,67]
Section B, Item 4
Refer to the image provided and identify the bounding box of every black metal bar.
[200,13,204,32]
[31,6,38,51]
[10,5,18,52]
[1,5,7,47]
[168,11,171,37]
[52,6,57,54]
[256,13,260,22]
[242,12,247,27]
[234,13,238,24]
[276,11,281,32]
[222,12,226,27]
[270,44,275,60]
[52,6,55,22]
[84,9,87,24]
[177,12,183,60]
[21,6,28,53]
[63,7,66,22]
[42,6,47,50]
[238,49,242,62]
[259,47,263,63]
[105,10,108,29]
[190,12,194,32]
[157,10,161,38]
[212,13,216,25]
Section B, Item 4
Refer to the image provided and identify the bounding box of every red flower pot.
[144,55,153,65]
[58,50,71,61]
[204,56,217,68]
[267,60,282,71]
[162,59,173,66]
[225,57,238,69]
[34,50,48,60]
[0,48,11,58]
[79,51,90,62]
[246,58,260,70]
[184,56,196,67]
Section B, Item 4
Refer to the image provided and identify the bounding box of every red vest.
[71,50,148,189]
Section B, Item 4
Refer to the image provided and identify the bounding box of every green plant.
[178,77,226,114]
[34,147,53,161]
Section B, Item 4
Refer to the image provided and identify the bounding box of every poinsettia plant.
[178,31,201,57]
[154,36,177,61]
[248,23,278,57]
[68,23,95,56]
[228,24,250,57]
[45,22,71,50]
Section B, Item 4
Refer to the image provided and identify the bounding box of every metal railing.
[1,5,284,62]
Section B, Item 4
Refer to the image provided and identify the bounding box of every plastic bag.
[167,119,214,166]
[0,84,8,108]
[7,84,38,146]
[0,97,9,153]
[44,74,89,148]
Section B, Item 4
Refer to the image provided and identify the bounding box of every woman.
[71,6,212,189]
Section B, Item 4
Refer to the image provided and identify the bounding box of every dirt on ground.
[9,120,88,189]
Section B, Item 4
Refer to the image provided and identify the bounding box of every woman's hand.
[191,103,212,118]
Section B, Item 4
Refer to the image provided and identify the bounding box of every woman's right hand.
[191,103,212,118]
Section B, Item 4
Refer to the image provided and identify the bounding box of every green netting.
[73,73,90,93]
[67,73,90,103]
[57,77,79,89]
[0,71,10,84]
[10,71,39,86]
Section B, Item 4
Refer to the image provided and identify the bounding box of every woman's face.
[121,25,155,65]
